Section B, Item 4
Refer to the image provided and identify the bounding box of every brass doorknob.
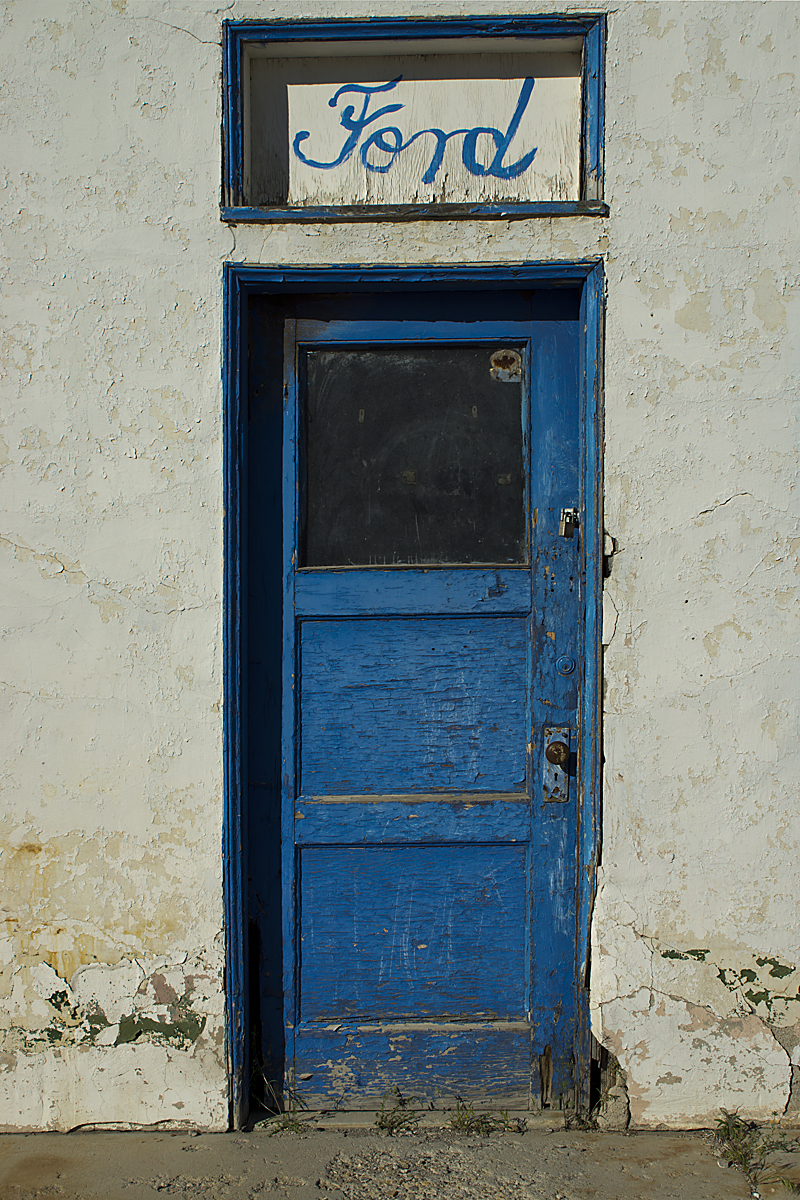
[545,741,570,766]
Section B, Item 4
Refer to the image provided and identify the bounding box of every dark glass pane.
[302,345,526,566]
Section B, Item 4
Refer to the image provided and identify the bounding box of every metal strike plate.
[543,726,572,803]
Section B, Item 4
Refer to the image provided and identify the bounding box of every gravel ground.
[320,1138,578,1198]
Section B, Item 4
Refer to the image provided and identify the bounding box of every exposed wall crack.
[85,1,223,46]
[745,549,800,580]
[144,21,221,46]
[602,591,619,646]
[630,929,800,1041]
[615,496,798,554]
[0,681,178,716]
[597,926,797,1113]
[696,492,754,518]
[694,492,799,522]
[598,984,734,1019]
[1,536,207,615]
[605,650,780,715]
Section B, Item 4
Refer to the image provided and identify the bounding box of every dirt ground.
[6,1118,796,1200]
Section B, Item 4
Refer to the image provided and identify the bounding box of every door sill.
[248,1107,569,1128]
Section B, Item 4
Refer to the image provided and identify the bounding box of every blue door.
[248,289,583,1110]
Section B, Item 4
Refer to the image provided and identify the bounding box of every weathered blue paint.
[294,1024,532,1108]
[226,263,604,1118]
[280,316,301,1082]
[222,18,243,217]
[225,15,606,45]
[301,617,528,795]
[221,15,606,219]
[222,266,248,1127]
[525,315,582,1103]
[229,264,600,291]
[301,844,528,1020]
[296,316,534,343]
[294,798,531,844]
[221,202,609,223]
[245,294,287,1113]
[583,19,606,199]
[576,263,605,1104]
[295,567,531,617]
[279,297,578,1105]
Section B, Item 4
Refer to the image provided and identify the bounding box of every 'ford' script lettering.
[292,77,538,184]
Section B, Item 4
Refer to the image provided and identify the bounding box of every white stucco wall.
[1,0,798,1129]
[594,0,800,1126]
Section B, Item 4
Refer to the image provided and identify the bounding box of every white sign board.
[285,75,581,206]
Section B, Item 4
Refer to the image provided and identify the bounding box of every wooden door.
[248,289,583,1110]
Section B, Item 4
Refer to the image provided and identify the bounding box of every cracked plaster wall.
[1,0,798,1129]
[592,0,800,1127]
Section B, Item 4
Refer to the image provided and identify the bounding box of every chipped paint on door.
[247,287,586,1109]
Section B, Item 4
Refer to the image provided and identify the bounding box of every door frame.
[223,261,604,1128]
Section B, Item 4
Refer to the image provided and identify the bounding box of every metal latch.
[559,507,579,539]
[543,726,572,803]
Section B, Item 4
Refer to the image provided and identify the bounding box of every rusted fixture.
[489,348,522,382]
[545,740,570,767]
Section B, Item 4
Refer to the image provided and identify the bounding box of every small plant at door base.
[254,1068,313,1135]
[448,1098,527,1135]
[714,1109,800,1193]
[266,1110,310,1134]
[375,1088,421,1134]
[265,1091,312,1134]
[563,1105,599,1131]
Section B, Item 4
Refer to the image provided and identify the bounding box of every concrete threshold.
[250,1106,560,1132]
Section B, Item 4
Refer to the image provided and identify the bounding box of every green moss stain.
[757,956,794,980]
[9,963,212,1054]
[716,958,800,1022]
[86,1009,110,1033]
[719,968,757,985]
[657,944,800,1026]
[115,994,206,1047]
[115,1013,205,1047]
[659,948,709,962]
[28,989,205,1051]
[744,989,772,1009]
[46,990,81,1028]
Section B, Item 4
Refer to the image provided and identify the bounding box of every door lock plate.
[543,726,572,803]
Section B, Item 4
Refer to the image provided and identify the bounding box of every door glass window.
[302,344,526,566]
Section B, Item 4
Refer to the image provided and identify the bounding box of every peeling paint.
[0,953,225,1130]
[592,881,798,1125]
[3,0,799,1131]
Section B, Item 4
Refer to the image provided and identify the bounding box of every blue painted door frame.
[224,263,604,1127]
[221,15,606,221]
